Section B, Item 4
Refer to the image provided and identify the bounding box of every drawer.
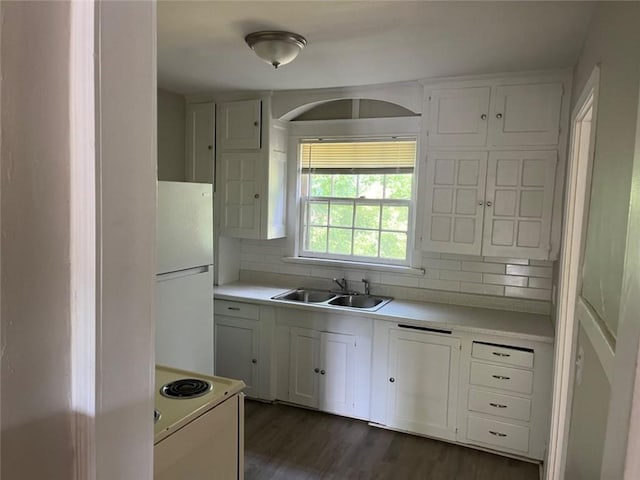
[468,388,531,421]
[470,362,533,394]
[472,341,534,369]
[214,300,259,320]
[467,415,530,453]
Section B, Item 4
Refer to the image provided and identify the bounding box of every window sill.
[281,256,426,276]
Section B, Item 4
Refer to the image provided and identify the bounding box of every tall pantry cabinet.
[421,73,570,260]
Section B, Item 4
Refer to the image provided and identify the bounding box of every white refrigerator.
[156,181,214,375]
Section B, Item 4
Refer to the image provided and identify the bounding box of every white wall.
[157,88,186,181]
[565,3,640,478]
[0,2,74,478]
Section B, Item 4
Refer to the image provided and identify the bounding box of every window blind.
[301,140,416,170]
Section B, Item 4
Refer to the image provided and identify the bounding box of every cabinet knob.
[320,370,326,375]
[389,377,395,383]
[314,368,320,373]
[496,113,503,119]
[478,200,484,206]
[253,121,259,127]
[251,359,257,364]
[486,201,492,207]
[254,193,260,199]
[480,114,487,120]
[207,145,213,150]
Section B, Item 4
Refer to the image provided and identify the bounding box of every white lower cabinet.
[373,323,460,441]
[213,299,554,462]
[277,308,372,420]
[213,300,275,400]
[457,336,554,460]
[288,327,356,417]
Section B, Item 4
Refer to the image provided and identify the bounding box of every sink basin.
[272,289,392,311]
[328,295,389,309]
[273,289,336,303]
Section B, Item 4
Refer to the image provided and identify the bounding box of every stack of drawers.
[465,341,536,455]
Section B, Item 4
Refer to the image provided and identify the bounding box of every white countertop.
[213,282,555,343]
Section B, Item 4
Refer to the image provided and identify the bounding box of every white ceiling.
[157,1,595,95]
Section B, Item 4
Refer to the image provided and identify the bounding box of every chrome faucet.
[362,278,370,296]
[333,277,348,293]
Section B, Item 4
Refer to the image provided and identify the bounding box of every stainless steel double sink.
[271,288,392,312]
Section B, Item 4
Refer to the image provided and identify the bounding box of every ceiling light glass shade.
[245,31,307,69]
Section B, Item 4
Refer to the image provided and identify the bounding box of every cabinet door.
[422,151,487,255]
[483,151,557,259]
[217,100,261,150]
[185,102,215,183]
[386,328,460,439]
[218,152,261,238]
[488,83,563,146]
[428,87,490,147]
[214,316,259,397]
[289,327,320,408]
[319,332,355,417]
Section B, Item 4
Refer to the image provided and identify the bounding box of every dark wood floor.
[244,400,539,480]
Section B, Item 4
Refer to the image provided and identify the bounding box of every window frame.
[295,135,418,267]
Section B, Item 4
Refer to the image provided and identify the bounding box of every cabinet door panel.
[483,151,556,259]
[319,332,355,416]
[217,100,261,150]
[422,151,487,254]
[489,83,562,146]
[219,152,261,238]
[289,327,320,408]
[214,316,259,397]
[185,102,215,183]
[386,329,460,439]
[428,87,490,146]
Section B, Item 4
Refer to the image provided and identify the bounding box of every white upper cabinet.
[422,74,568,259]
[218,152,261,237]
[428,87,490,147]
[217,99,261,150]
[422,151,487,255]
[185,102,215,183]
[482,151,557,259]
[488,83,563,146]
[216,97,287,239]
[422,150,556,259]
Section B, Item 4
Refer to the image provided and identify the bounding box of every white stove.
[154,365,246,479]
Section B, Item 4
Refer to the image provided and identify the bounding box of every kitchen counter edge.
[213,283,554,343]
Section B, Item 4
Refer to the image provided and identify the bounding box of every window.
[299,139,417,265]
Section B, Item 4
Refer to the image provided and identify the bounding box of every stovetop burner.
[154,409,161,423]
[160,378,212,399]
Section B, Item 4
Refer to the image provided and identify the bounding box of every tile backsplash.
[237,238,554,314]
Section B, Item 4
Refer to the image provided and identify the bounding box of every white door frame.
[546,65,600,480]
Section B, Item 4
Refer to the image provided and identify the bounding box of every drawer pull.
[492,375,511,380]
[227,307,241,311]
[489,430,508,437]
[489,402,508,409]
[492,352,511,357]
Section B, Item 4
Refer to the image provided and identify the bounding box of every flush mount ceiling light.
[245,31,307,69]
